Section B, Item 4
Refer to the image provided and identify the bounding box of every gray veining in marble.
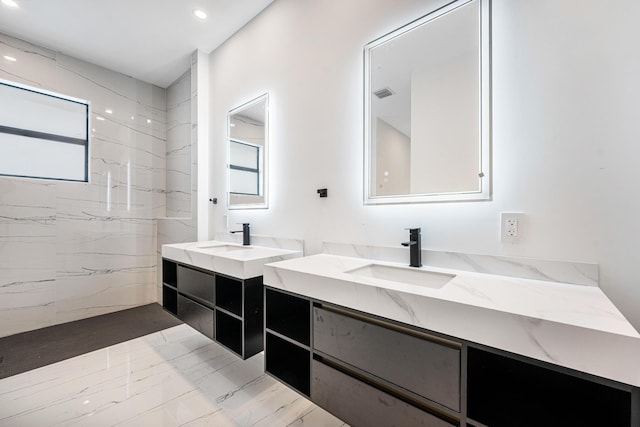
[322,241,598,286]
[166,69,192,218]
[0,31,167,337]
[156,51,199,304]
[264,254,640,387]
[0,324,347,427]
[213,232,304,252]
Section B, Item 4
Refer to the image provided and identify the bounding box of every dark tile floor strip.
[0,303,182,379]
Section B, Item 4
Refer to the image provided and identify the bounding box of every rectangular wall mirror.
[228,93,268,209]
[364,0,491,204]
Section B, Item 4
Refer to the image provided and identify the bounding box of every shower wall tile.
[166,70,192,218]
[157,54,199,301]
[0,32,167,338]
[0,35,57,89]
[0,179,58,335]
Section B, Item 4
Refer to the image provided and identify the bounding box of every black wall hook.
[317,188,328,198]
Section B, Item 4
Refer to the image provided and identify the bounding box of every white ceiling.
[0,0,274,88]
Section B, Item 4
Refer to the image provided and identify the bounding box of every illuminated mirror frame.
[227,93,269,210]
[364,0,491,204]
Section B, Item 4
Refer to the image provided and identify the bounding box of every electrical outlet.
[506,218,518,237]
[501,212,525,243]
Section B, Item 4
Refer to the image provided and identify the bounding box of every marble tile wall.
[0,32,167,337]
[156,52,199,301]
[165,69,192,218]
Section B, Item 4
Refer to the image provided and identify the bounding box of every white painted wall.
[375,118,410,196]
[411,52,479,194]
[208,0,640,331]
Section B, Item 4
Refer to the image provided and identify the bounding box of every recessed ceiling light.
[3,55,16,61]
[96,116,105,121]
[1,0,19,8]
[193,9,207,20]
[146,119,151,124]
[105,109,113,114]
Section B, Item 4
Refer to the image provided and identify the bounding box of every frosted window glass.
[0,83,87,139]
[0,133,86,181]
[229,169,259,195]
[230,140,258,169]
[0,80,89,182]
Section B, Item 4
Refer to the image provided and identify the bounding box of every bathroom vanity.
[263,254,640,426]
[161,240,301,359]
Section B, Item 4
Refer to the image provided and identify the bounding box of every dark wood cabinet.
[162,283,177,316]
[264,286,640,427]
[467,346,636,427]
[265,287,310,345]
[177,265,214,305]
[178,294,214,339]
[264,288,311,397]
[265,332,311,396]
[311,359,455,427]
[162,258,263,360]
[313,306,461,412]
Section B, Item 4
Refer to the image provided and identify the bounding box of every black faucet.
[231,223,251,246]
[401,228,422,268]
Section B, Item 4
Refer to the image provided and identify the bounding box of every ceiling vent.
[373,87,394,99]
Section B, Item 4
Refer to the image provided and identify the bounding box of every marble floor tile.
[0,324,347,427]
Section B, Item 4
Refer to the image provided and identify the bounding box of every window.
[229,140,261,196]
[0,80,89,182]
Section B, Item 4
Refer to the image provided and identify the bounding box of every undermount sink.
[346,264,455,289]
[196,245,253,252]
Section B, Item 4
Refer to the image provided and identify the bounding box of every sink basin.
[346,264,455,289]
[196,245,253,252]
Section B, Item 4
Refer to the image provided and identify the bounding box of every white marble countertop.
[263,254,640,387]
[162,240,302,279]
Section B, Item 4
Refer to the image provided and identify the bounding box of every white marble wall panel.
[156,54,198,301]
[322,241,598,287]
[166,70,192,218]
[0,35,57,89]
[190,51,199,213]
[0,32,167,337]
[0,179,58,335]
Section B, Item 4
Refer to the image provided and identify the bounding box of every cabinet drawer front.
[178,295,214,339]
[312,360,455,427]
[313,307,460,411]
[177,265,214,305]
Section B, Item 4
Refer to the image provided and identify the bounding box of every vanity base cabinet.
[162,285,178,316]
[178,294,214,339]
[265,333,310,397]
[264,287,461,425]
[467,347,634,427]
[314,306,460,412]
[311,360,455,427]
[242,276,265,358]
[264,288,311,397]
[177,265,214,305]
[265,287,310,345]
[265,286,640,427]
[162,258,264,360]
[215,310,242,355]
